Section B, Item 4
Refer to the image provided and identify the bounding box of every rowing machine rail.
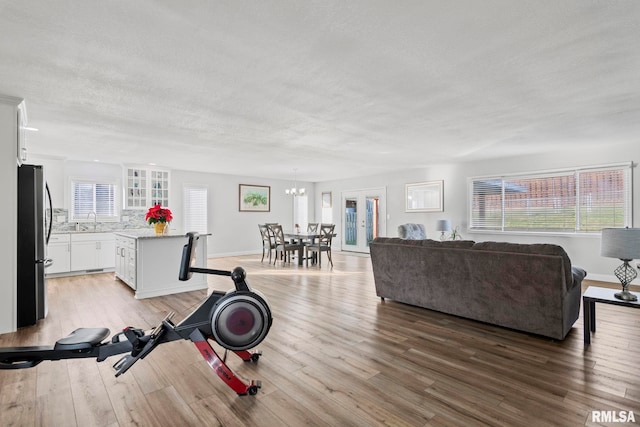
[0,232,272,396]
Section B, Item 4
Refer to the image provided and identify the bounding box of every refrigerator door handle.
[38,258,54,268]
[45,182,53,245]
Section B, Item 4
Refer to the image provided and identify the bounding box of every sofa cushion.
[373,237,475,249]
[471,241,574,289]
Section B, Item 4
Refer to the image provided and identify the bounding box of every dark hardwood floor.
[1,251,639,426]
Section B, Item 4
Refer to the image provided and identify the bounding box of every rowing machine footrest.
[54,328,111,351]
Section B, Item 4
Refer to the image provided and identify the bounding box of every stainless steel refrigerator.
[17,164,52,327]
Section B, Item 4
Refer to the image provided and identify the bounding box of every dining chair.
[306,223,335,267]
[302,222,320,254]
[258,224,276,263]
[302,222,320,253]
[270,224,303,265]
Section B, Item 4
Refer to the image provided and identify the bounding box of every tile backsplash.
[51,209,151,233]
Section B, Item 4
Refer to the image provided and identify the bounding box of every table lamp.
[600,227,640,301]
[436,220,452,241]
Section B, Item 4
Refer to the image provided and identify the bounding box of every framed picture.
[239,184,270,212]
[405,180,443,212]
[322,191,332,208]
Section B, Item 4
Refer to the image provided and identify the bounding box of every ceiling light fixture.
[285,168,305,196]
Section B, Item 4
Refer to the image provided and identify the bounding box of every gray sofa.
[369,237,587,340]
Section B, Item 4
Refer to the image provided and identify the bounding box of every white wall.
[314,141,640,284]
[27,156,314,257]
[0,96,21,334]
[171,169,314,256]
[24,140,640,288]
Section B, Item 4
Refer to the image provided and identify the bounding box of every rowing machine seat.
[54,328,111,350]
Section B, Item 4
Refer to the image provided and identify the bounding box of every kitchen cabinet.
[125,166,170,209]
[115,235,136,289]
[46,234,71,275]
[114,231,208,299]
[70,233,115,271]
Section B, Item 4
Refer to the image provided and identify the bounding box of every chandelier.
[285,168,305,196]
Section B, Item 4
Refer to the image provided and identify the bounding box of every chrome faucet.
[87,211,97,231]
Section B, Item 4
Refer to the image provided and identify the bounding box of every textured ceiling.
[1,1,638,181]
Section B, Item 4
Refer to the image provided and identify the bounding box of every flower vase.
[153,222,166,235]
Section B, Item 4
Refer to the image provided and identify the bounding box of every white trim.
[468,161,633,181]
[468,162,633,233]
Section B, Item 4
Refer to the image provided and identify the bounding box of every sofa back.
[470,241,574,290]
[369,237,578,339]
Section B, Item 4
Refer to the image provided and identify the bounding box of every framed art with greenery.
[239,184,270,212]
[405,180,443,212]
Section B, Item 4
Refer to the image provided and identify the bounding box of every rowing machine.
[0,232,273,396]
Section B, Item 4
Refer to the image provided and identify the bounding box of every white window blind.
[469,163,631,233]
[183,185,208,234]
[294,195,308,230]
[71,180,117,221]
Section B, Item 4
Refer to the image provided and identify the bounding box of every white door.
[341,187,386,253]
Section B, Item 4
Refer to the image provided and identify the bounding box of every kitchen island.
[113,231,209,299]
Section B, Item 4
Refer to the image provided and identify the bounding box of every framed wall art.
[239,184,270,212]
[405,180,443,212]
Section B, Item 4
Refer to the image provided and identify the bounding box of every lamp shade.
[600,227,640,260]
[436,220,452,232]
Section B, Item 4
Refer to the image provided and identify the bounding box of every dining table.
[283,231,321,265]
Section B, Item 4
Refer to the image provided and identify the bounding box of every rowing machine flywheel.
[210,290,272,351]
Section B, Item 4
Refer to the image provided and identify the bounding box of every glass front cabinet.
[125,167,170,209]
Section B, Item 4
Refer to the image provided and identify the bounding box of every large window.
[183,185,208,233]
[71,180,118,221]
[469,163,632,233]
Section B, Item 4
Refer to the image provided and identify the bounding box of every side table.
[583,286,640,345]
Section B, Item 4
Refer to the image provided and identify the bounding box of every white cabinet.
[46,234,71,275]
[125,167,170,209]
[70,233,115,271]
[115,235,136,289]
[114,232,208,299]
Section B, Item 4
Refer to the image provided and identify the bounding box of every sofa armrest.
[571,266,587,289]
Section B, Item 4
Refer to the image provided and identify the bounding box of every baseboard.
[207,250,262,258]
[585,273,640,286]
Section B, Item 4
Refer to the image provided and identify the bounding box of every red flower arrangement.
[145,204,173,225]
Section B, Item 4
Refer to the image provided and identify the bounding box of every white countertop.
[113,231,212,240]
[113,230,187,239]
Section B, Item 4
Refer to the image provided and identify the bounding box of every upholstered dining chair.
[270,224,304,265]
[397,223,427,240]
[258,224,276,263]
[306,223,335,267]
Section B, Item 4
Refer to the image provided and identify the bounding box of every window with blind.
[71,180,118,221]
[183,185,208,234]
[469,163,632,233]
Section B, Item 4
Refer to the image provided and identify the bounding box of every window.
[183,185,208,233]
[469,163,632,233]
[71,180,118,221]
[294,195,308,230]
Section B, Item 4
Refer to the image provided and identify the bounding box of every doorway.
[341,187,386,253]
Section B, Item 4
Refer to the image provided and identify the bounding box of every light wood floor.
[1,252,639,426]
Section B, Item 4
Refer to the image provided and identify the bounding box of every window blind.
[469,164,631,233]
[71,180,117,221]
[183,185,208,234]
